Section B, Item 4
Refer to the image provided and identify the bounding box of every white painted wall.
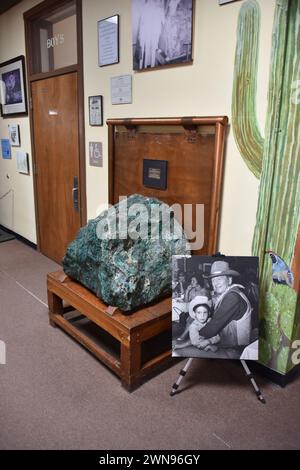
[0,0,275,254]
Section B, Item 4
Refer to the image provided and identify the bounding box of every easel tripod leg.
[240,360,266,404]
[170,358,194,396]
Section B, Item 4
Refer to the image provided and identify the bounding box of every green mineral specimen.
[63,194,190,312]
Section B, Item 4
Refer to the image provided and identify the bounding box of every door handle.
[72,176,79,212]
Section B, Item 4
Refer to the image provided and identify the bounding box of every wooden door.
[31,72,81,263]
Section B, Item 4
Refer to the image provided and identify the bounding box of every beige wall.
[0,0,41,243]
[0,0,275,254]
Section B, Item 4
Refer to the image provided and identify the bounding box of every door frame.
[24,0,86,250]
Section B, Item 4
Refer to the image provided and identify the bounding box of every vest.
[214,285,252,346]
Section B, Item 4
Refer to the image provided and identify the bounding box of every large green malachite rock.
[63,194,190,312]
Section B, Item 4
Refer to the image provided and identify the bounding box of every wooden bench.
[47,271,173,390]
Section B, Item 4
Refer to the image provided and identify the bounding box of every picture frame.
[132,0,193,71]
[88,95,103,126]
[98,15,119,67]
[8,123,20,146]
[172,255,259,361]
[0,55,28,117]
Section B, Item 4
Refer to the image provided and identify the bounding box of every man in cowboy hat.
[198,260,252,352]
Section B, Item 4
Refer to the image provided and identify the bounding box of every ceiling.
[0,0,23,15]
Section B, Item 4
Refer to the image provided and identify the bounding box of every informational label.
[148,168,161,180]
[98,15,119,66]
[8,124,20,146]
[111,75,132,105]
[1,139,11,159]
[89,142,103,167]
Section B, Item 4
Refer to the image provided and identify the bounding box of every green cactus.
[232,0,300,374]
[231,0,264,178]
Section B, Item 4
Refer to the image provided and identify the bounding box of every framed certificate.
[89,95,103,126]
[98,15,119,67]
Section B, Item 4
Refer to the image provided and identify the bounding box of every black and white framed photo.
[172,255,259,360]
[132,0,193,70]
[0,56,28,117]
[8,123,20,146]
[89,95,103,126]
[98,15,119,67]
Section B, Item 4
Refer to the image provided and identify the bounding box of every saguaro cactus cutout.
[232,0,300,373]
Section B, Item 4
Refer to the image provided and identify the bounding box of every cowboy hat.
[189,295,212,319]
[203,260,240,279]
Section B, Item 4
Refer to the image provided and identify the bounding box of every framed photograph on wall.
[132,0,193,70]
[8,124,20,146]
[0,55,28,117]
[89,95,103,126]
[98,15,119,67]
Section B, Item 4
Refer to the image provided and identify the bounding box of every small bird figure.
[265,250,294,288]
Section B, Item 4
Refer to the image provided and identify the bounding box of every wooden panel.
[32,72,81,263]
[107,117,228,255]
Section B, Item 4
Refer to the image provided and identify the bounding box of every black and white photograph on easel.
[172,255,259,360]
[132,0,193,70]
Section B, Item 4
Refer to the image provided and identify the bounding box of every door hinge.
[30,97,33,110]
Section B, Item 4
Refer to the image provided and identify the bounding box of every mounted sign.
[98,15,119,67]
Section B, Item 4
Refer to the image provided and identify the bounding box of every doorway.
[24,0,86,263]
